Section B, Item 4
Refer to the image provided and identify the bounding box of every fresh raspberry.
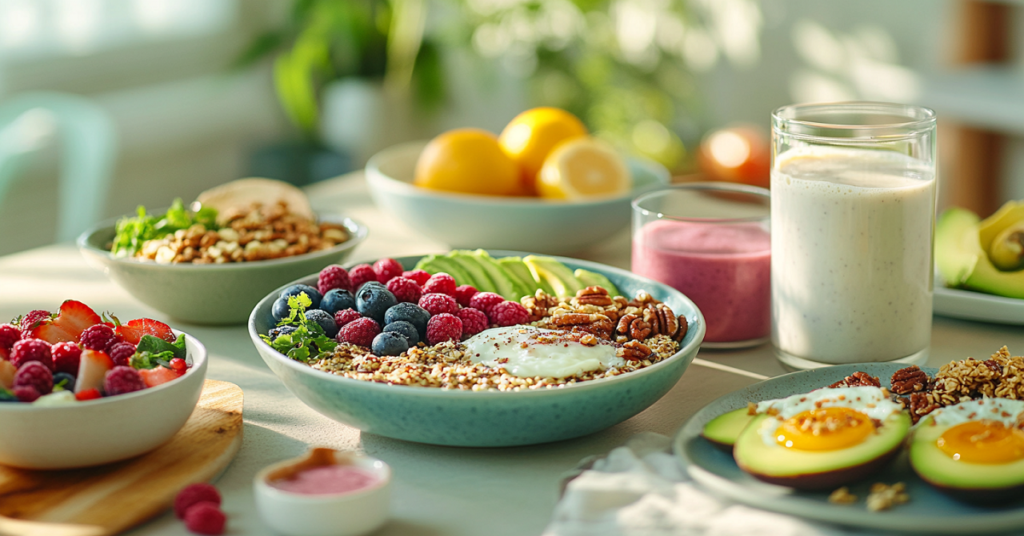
[489,301,530,327]
[108,342,137,367]
[0,323,19,350]
[52,341,81,375]
[334,309,362,328]
[453,285,478,307]
[456,308,489,337]
[337,317,380,347]
[426,313,463,345]
[10,339,53,370]
[19,310,50,332]
[349,264,379,291]
[183,502,226,535]
[14,361,53,395]
[75,388,102,401]
[418,293,459,316]
[103,366,146,396]
[402,269,431,286]
[387,277,422,304]
[175,483,222,519]
[373,258,404,283]
[422,273,457,296]
[79,324,116,351]
[469,292,505,315]
[318,265,353,295]
[14,385,40,402]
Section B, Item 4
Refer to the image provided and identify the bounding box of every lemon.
[499,107,588,195]
[537,138,631,200]
[414,128,521,196]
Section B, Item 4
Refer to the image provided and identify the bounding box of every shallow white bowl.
[365,141,670,254]
[0,332,208,469]
[254,448,391,536]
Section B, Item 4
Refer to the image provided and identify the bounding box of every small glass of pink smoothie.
[631,184,770,347]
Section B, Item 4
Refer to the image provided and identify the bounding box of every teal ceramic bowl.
[77,214,367,325]
[365,142,671,254]
[248,252,706,447]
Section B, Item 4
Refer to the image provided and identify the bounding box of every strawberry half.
[28,300,103,344]
[116,318,175,345]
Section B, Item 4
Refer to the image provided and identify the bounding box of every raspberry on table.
[0,323,20,350]
[373,258,404,283]
[402,269,431,286]
[349,264,379,291]
[14,361,53,395]
[80,324,117,351]
[426,313,463,345]
[51,341,82,375]
[456,308,489,338]
[183,502,226,535]
[334,309,362,328]
[338,317,381,347]
[19,310,50,331]
[418,293,459,316]
[387,277,422,304]
[108,342,138,367]
[104,366,146,396]
[317,265,353,295]
[422,273,457,296]
[10,339,53,370]
[453,285,478,307]
[14,385,40,402]
[489,301,530,327]
[469,292,505,316]
[175,483,222,519]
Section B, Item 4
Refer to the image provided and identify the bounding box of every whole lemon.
[414,128,521,196]
[499,107,588,195]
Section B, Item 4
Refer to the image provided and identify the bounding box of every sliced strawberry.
[139,366,180,388]
[75,349,114,393]
[116,318,175,345]
[29,322,76,344]
[75,388,102,401]
[50,300,102,341]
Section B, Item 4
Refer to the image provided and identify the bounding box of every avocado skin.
[737,443,902,490]
[913,472,1024,505]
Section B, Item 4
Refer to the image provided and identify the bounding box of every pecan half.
[890,366,930,395]
[618,340,652,361]
[549,312,613,339]
[615,313,652,340]
[573,286,614,307]
[643,303,680,339]
[907,392,939,424]
[828,371,881,389]
[627,290,660,308]
[673,315,688,341]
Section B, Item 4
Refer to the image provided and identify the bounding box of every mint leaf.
[108,200,220,257]
[262,293,337,362]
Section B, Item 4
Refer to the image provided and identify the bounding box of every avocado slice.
[469,250,525,301]
[733,412,910,490]
[978,200,1024,271]
[446,251,497,293]
[935,207,1024,299]
[524,256,583,297]
[499,257,554,296]
[701,407,754,452]
[574,268,621,298]
[415,255,475,287]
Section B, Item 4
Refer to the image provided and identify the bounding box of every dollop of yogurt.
[464,326,624,379]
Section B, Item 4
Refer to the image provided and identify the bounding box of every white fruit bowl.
[0,331,208,469]
[365,141,670,254]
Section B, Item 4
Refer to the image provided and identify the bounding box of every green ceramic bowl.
[248,252,706,447]
[77,214,367,325]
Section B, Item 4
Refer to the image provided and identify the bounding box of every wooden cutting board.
[0,380,244,536]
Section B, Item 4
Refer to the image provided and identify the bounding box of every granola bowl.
[248,252,705,447]
[366,142,671,254]
[77,214,367,325]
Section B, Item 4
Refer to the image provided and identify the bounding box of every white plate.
[933,282,1024,326]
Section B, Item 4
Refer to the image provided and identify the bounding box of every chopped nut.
[866,482,909,512]
[828,487,857,505]
[891,366,930,395]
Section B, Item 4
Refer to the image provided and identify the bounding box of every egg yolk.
[775,407,874,451]
[937,420,1024,464]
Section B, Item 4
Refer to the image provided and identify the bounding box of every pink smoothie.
[632,219,770,343]
[270,464,379,496]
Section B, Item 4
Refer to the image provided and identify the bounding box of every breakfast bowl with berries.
[78,178,367,325]
[248,250,705,447]
[0,301,207,469]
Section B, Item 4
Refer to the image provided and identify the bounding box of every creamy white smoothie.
[771,147,935,363]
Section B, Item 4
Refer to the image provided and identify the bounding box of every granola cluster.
[138,202,349,264]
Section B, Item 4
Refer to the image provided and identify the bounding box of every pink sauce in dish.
[270,464,379,496]
[632,219,770,343]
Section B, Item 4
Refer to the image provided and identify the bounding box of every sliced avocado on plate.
[415,255,475,287]
[447,251,497,293]
[524,255,583,297]
[936,206,1024,299]
[574,268,621,298]
[498,257,553,296]
[469,249,526,301]
[701,407,754,452]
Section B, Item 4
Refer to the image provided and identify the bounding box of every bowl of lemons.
[365,107,670,254]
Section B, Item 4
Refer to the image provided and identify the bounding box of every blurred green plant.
[236,0,445,140]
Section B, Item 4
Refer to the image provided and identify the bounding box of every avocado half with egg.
[701,407,755,452]
[733,387,911,490]
[936,202,1024,299]
[910,398,1024,504]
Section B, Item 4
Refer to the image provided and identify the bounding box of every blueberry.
[320,289,356,316]
[371,332,410,357]
[53,372,76,390]
[269,325,298,341]
[280,284,322,310]
[356,285,397,324]
[358,280,386,293]
[0,389,17,402]
[305,309,339,338]
[272,296,291,322]
[384,321,420,345]
[384,302,430,340]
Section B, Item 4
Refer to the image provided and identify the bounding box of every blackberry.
[356,285,397,324]
[383,321,419,345]
[280,284,322,310]
[371,332,410,357]
[268,325,297,341]
[305,309,339,338]
[384,303,430,341]
[320,289,356,316]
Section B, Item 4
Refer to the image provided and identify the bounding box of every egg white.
[463,326,625,379]
[928,398,1024,428]
[754,386,903,447]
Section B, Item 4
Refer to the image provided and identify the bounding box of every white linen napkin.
[543,432,872,536]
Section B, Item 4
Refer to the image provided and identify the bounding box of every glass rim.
[631,182,770,224]
[772,101,936,142]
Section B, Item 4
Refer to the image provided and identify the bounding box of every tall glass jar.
[770,102,937,370]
